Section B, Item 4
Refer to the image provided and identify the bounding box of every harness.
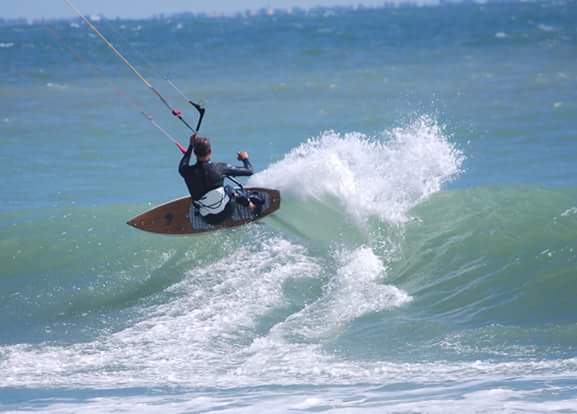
[193,187,230,217]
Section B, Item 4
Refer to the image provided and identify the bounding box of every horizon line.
[0,0,512,23]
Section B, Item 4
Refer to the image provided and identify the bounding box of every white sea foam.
[0,42,14,48]
[249,115,463,225]
[46,82,68,89]
[263,246,411,344]
[9,386,577,414]
[327,247,412,320]
[2,296,577,403]
[537,23,558,32]
[560,206,577,217]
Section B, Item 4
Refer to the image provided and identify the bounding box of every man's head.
[192,134,211,159]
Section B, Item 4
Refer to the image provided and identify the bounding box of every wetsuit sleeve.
[178,144,193,177]
[221,158,254,177]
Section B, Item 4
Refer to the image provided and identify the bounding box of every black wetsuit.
[178,144,253,224]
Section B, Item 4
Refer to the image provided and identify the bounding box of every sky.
[1,1,395,20]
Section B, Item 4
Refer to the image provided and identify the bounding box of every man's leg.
[226,185,250,207]
[228,186,263,214]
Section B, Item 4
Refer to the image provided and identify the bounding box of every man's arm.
[222,158,253,177]
[221,151,253,177]
[178,143,193,176]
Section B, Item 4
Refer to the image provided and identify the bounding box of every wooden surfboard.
[127,187,281,235]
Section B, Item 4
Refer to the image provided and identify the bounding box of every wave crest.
[250,115,463,224]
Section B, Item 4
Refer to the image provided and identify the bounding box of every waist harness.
[194,187,230,217]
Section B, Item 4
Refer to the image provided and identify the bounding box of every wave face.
[1,116,458,387]
[2,116,577,411]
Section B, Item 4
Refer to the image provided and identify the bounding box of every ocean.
[1,1,577,412]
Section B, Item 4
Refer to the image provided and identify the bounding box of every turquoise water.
[1,2,577,412]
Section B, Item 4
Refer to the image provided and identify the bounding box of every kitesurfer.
[179,134,263,225]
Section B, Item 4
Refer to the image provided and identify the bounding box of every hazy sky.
[2,1,395,20]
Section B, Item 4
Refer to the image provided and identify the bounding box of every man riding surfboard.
[179,134,263,225]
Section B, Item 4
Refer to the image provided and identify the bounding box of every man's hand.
[237,151,249,161]
[189,133,198,146]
